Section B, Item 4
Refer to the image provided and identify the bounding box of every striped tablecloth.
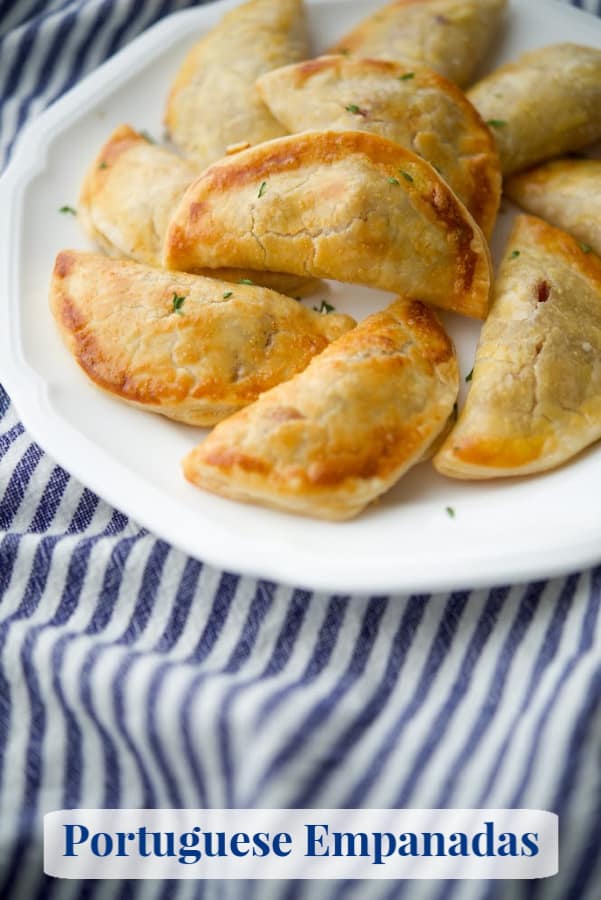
[2,1,601,898]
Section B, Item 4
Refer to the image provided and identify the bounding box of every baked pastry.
[183,298,459,520]
[164,0,308,170]
[506,158,601,258]
[257,56,501,237]
[49,250,355,426]
[328,0,507,88]
[78,125,315,295]
[164,131,493,319]
[468,44,601,176]
[434,215,601,479]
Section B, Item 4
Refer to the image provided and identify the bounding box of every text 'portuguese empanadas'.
[50,251,355,427]
[328,0,508,88]
[468,44,601,176]
[434,216,601,479]
[184,299,459,520]
[506,158,601,259]
[165,0,308,170]
[257,56,501,237]
[164,131,493,319]
[79,124,315,296]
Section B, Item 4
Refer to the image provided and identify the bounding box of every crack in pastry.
[78,124,317,296]
[164,0,308,170]
[256,56,501,238]
[434,215,601,479]
[506,158,601,259]
[468,44,601,176]
[327,0,508,89]
[49,251,355,426]
[183,298,459,521]
[164,130,493,320]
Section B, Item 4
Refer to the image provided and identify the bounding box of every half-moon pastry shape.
[164,0,308,170]
[183,298,459,520]
[506,158,601,259]
[468,44,601,176]
[49,250,355,427]
[164,131,493,319]
[256,56,501,237]
[328,0,508,89]
[78,125,315,296]
[434,215,601,479]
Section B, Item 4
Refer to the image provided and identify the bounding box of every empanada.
[506,159,601,258]
[256,56,501,237]
[328,0,507,88]
[164,0,308,170]
[79,125,315,296]
[468,44,601,176]
[434,215,601,479]
[50,250,355,426]
[164,131,493,319]
[183,298,459,520]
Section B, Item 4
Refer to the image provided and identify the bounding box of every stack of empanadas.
[50,0,601,521]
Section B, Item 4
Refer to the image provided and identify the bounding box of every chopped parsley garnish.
[388,177,400,185]
[486,119,507,128]
[314,300,335,314]
[400,171,413,183]
[465,368,473,383]
[258,181,267,198]
[339,48,350,56]
[399,72,415,81]
[140,130,155,143]
[59,205,76,215]
[223,291,233,299]
[98,161,109,170]
[510,250,521,259]
[446,507,456,519]
[172,293,186,314]
[346,104,361,114]
[239,278,254,285]
[580,243,593,254]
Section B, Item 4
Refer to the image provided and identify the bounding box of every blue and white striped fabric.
[2,1,601,898]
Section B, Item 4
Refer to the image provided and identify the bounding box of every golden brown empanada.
[468,44,601,176]
[328,0,507,88]
[183,298,459,520]
[78,125,315,296]
[164,131,493,319]
[49,250,355,427]
[256,56,501,237]
[434,215,601,479]
[506,159,601,258]
[164,0,308,170]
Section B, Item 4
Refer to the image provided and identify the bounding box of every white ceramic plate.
[2,0,601,595]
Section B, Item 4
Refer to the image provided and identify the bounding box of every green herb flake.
[223,291,233,299]
[486,119,507,128]
[314,300,335,315]
[465,368,474,383]
[580,243,593,254]
[239,278,254,285]
[140,130,155,143]
[98,161,109,170]
[400,170,413,183]
[510,250,521,259]
[446,506,456,519]
[345,104,361,114]
[258,181,267,199]
[399,72,415,81]
[172,292,186,314]
[388,177,400,185]
[59,205,77,215]
[339,48,350,56]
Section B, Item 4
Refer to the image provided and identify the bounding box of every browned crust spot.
[54,252,75,279]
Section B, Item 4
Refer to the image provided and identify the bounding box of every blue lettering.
[63,824,89,857]
[305,824,329,857]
